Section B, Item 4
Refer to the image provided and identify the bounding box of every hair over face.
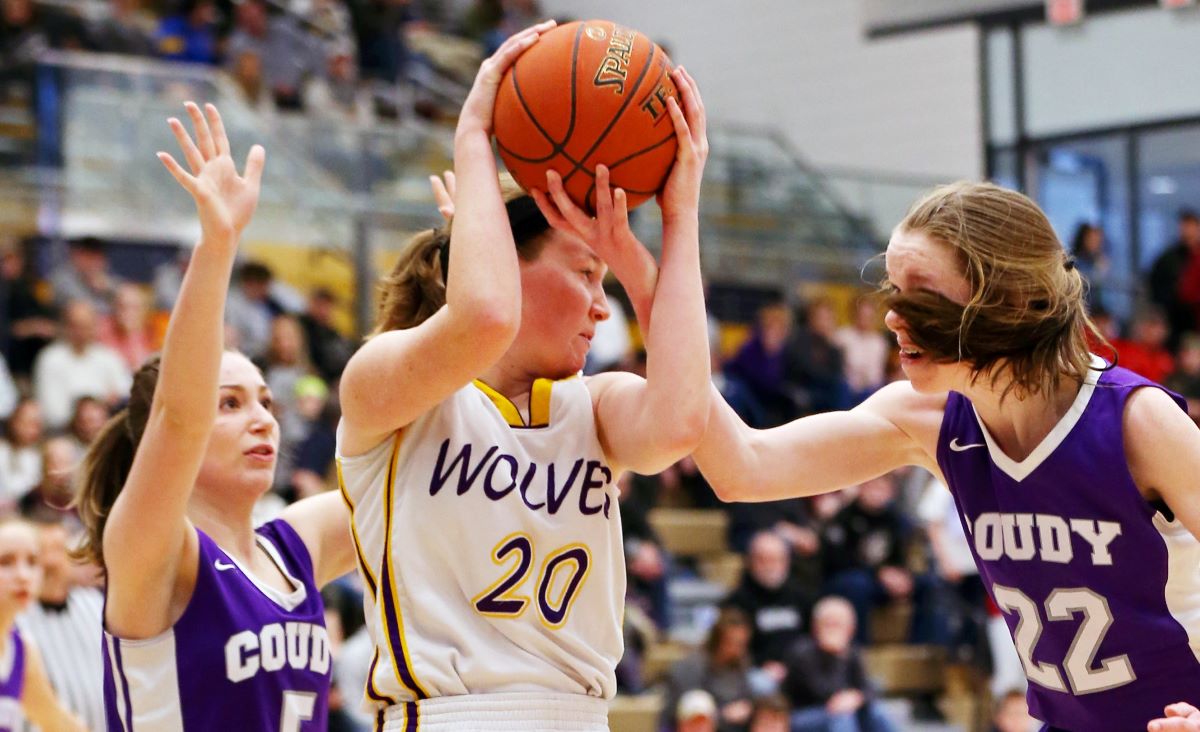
[885,181,1109,400]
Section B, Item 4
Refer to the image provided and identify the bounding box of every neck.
[476,359,539,401]
[187,489,259,562]
[964,373,1082,462]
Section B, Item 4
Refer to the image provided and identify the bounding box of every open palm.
[158,102,265,241]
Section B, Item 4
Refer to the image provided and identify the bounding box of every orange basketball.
[493,20,678,212]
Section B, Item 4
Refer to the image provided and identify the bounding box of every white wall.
[537,0,983,180]
[1022,6,1200,137]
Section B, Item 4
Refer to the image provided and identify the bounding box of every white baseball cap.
[676,689,718,721]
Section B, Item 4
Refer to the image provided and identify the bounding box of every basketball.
[493,20,679,212]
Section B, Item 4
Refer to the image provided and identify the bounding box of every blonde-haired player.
[336,20,711,732]
[0,518,84,731]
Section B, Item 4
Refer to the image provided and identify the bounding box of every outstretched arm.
[281,490,355,588]
[694,380,944,501]
[338,21,555,457]
[103,103,264,638]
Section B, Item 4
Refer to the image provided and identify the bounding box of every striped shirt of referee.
[17,586,104,731]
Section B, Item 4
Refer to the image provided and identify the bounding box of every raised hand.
[658,66,708,219]
[157,102,265,243]
[430,170,456,221]
[533,165,658,332]
[535,166,656,286]
[458,20,555,137]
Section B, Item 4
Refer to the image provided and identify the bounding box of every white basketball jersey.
[336,376,625,717]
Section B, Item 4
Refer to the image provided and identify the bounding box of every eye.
[580,268,595,280]
[260,397,273,410]
[221,396,239,409]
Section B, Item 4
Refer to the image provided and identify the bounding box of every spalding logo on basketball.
[493,20,678,212]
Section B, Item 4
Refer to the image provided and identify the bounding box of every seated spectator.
[299,287,353,383]
[821,474,916,644]
[32,300,131,431]
[1110,305,1174,384]
[747,695,790,732]
[287,375,337,500]
[304,42,375,124]
[225,260,285,360]
[154,0,218,64]
[230,47,275,115]
[1165,332,1200,422]
[832,296,887,406]
[676,689,719,732]
[65,396,109,459]
[724,531,815,678]
[0,0,89,64]
[350,0,417,85]
[617,472,670,629]
[661,608,756,732]
[916,475,988,661]
[724,300,794,426]
[226,0,322,110]
[49,237,121,315]
[85,0,155,56]
[786,297,850,414]
[98,283,157,372]
[16,519,104,729]
[0,398,43,507]
[990,689,1035,732]
[20,436,80,528]
[783,596,896,732]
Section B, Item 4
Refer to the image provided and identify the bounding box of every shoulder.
[1123,386,1196,489]
[859,381,947,450]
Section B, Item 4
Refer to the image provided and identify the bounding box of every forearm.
[154,234,237,427]
[641,212,709,438]
[693,385,760,499]
[610,242,657,336]
[446,131,521,328]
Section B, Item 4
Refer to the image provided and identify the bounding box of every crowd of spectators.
[1,0,547,122]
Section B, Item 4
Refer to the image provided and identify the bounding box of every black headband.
[439,195,551,286]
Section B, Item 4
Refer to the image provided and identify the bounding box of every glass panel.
[1136,125,1200,273]
[1027,135,1132,319]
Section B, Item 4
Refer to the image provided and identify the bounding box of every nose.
[883,308,905,333]
[591,286,611,323]
[249,400,277,435]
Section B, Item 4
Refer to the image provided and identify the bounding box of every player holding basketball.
[693,182,1200,731]
[74,103,355,730]
[336,20,710,732]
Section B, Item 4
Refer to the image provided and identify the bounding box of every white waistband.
[380,692,609,732]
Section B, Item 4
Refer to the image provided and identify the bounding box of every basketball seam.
[506,23,585,162]
[561,32,660,187]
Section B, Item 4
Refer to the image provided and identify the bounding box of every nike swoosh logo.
[214,560,237,572]
[949,438,987,452]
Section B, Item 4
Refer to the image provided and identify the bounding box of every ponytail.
[70,356,161,569]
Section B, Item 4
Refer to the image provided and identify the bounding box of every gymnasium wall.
[538,0,984,180]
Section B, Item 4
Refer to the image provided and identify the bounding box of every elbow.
[453,297,520,351]
[710,477,748,503]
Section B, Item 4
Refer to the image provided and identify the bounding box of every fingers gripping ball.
[493,20,678,212]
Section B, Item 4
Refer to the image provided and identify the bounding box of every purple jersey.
[938,362,1200,731]
[103,519,331,731]
[0,629,24,732]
